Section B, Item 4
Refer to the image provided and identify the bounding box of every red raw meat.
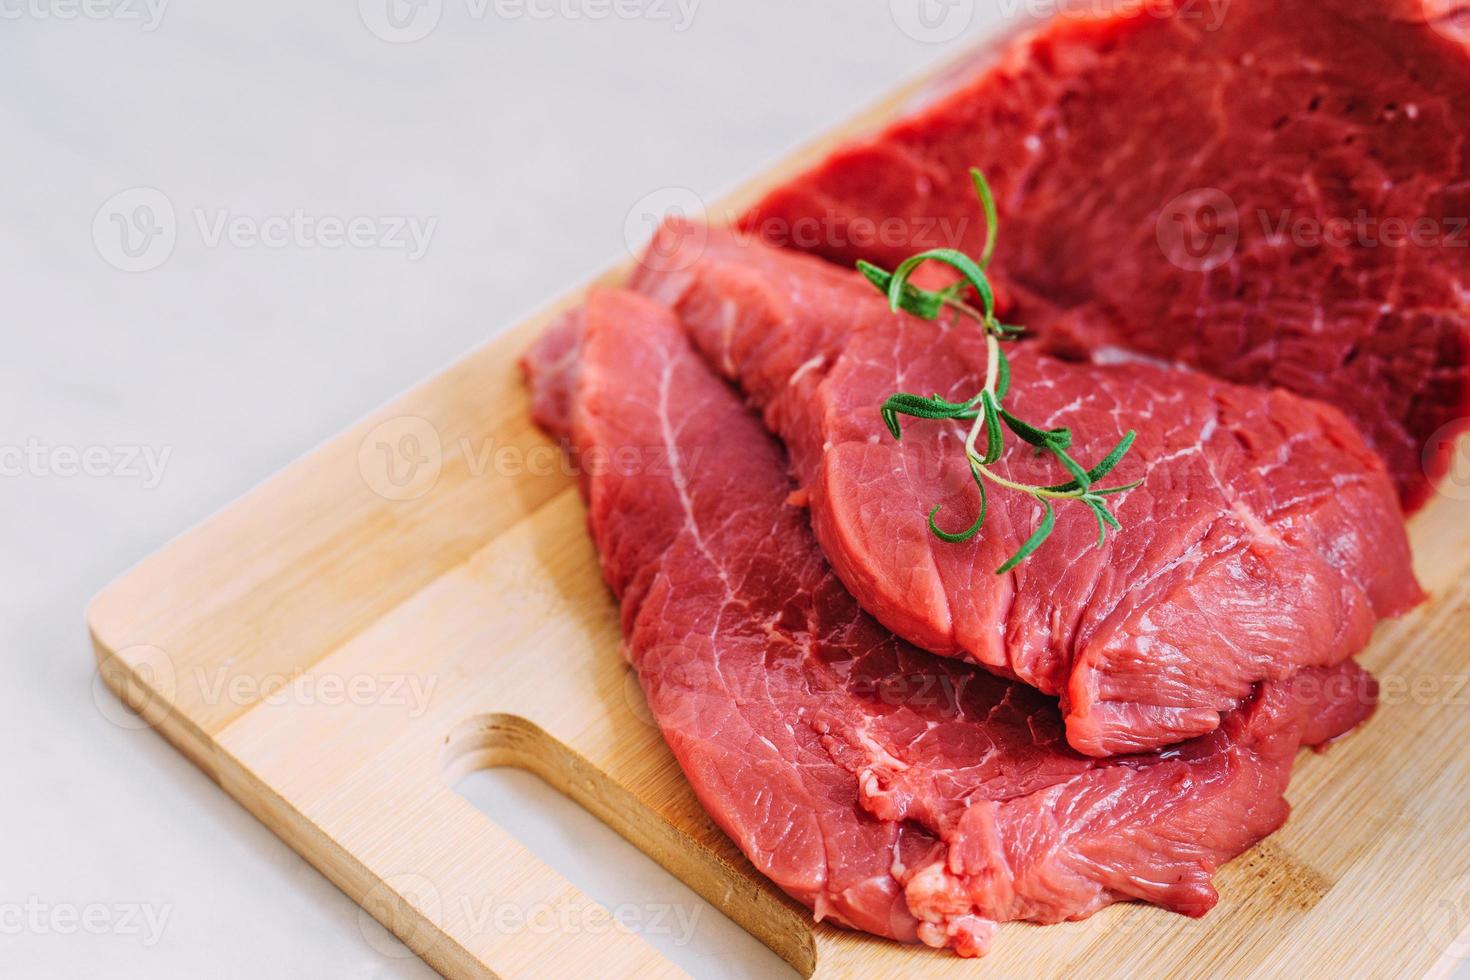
[630,223,1420,755]
[521,286,1378,956]
[742,0,1470,509]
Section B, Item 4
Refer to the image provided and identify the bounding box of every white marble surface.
[0,2,1030,976]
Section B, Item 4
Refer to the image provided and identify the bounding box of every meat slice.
[521,285,1378,957]
[630,224,1420,756]
[742,0,1470,509]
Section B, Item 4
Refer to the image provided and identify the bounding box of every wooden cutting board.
[89,42,1470,980]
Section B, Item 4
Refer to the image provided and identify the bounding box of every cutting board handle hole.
[442,713,811,978]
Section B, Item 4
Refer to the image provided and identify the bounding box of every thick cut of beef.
[521,285,1377,956]
[631,223,1421,756]
[742,0,1470,509]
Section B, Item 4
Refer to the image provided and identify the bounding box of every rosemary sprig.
[858,168,1141,574]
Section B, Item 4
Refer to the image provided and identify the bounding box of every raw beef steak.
[742,0,1470,509]
[521,285,1377,956]
[631,223,1421,755]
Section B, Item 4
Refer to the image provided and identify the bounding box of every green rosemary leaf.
[863,165,1143,570]
[1085,431,1136,484]
[883,390,995,438]
[999,409,1072,450]
[979,391,1004,464]
[884,393,981,421]
[1088,479,1144,498]
[1081,492,1122,541]
[881,406,903,440]
[1086,498,1110,548]
[928,466,988,543]
[857,259,890,293]
[997,499,1055,574]
[926,392,984,412]
[1039,432,1138,492]
[1050,446,1092,491]
[859,261,947,320]
[971,168,999,270]
[888,248,996,322]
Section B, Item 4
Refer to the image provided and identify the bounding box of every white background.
[4,1,1464,977]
